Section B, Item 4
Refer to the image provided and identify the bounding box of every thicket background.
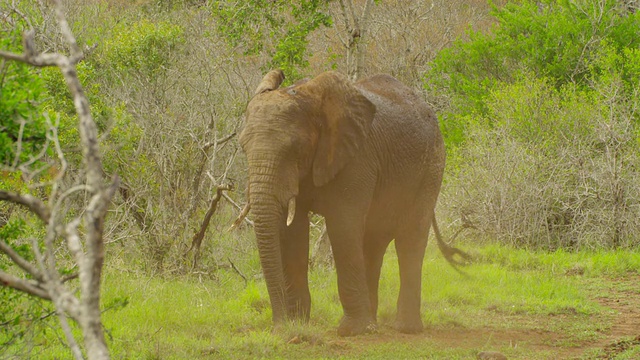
[2,0,640,356]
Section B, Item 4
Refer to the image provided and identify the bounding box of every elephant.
[238,69,468,336]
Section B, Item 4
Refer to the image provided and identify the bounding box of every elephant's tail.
[431,214,472,272]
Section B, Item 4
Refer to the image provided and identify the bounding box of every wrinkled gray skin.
[240,70,451,336]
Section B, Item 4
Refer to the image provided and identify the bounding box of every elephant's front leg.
[280,208,311,322]
[325,213,375,336]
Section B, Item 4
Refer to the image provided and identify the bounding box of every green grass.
[3,242,639,359]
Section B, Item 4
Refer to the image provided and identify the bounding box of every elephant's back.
[356,74,444,174]
[355,74,440,143]
[356,74,428,114]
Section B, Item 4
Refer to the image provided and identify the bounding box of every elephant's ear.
[254,69,285,95]
[310,72,376,187]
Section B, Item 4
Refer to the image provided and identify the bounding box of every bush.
[426,0,640,249]
[0,20,48,165]
[211,0,331,81]
[443,68,640,249]
[425,0,640,150]
[102,18,184,77]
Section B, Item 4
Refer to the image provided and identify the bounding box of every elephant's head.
[239,70,376,322]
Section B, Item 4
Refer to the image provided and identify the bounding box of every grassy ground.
[4,242,640,359]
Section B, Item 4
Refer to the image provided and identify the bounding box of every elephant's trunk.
[248,158,288,323]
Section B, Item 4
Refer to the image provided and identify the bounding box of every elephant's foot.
[395,317,424,334]
[337,316,376,337]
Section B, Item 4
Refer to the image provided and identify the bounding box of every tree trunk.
[338,0,375,81]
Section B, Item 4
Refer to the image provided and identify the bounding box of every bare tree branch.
[344,0,358,30]
[0,191,51,223]
[52,0,82,63]
[202,131,236,152]
[55,310,84,360]
[64,217,85,264]
[0,0,115,358]
[330,3,349,48]
[186,184,233,269]
[228,257,248,285]
[11,118,26,168]
[0,241,44,282]
[226,197,253,230]
[336,0,375,81]
[356,0,375,79]
[0,31,61,67]
[0,271,50,300]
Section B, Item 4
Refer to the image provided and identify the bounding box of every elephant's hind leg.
[394,217,430,334]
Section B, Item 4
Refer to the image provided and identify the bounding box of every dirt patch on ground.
[597,335,640,359]
[587,276,640,359]
[327,275,640,359]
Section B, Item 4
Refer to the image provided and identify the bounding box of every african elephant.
[239,69,467,336]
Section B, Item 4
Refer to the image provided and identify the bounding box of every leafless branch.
[25,113,68,192]
[53,185,90,214]
[0,191,51,223]
[226,198,253,230]
[64,217,85,264]
[228,257,248,285]
[186,184,233,269]
[344,0,358,30]
[12,115,53,174]
[0,0,115,358]
[0,240,44,282]
[0,271,50,300]
[55,309,83,360]
[11,118,26,168]
[335,0,375,81]
[337,0,352,37]
[202,131,236,152]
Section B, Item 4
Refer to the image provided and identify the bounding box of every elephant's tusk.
[286,197,296,226]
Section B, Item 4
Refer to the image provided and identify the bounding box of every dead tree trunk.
[185,184,232,269]
[0,2,116,359]
[335,0,375,81]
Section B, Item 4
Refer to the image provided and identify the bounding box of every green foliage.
[0,177,54,354]
[40,42,145,175]
[211,0,331,81]
[0,19,48,165]
[488,0,639,84]
[0,218,30,266]
[426,0,640,149]
[100,104,144,175]
[102,18,184,77]
[0,287,55,353]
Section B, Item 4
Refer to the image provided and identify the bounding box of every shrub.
[102,18,184,77]
[426,0,640,249]
[443,67,640,249]
[211,0,331,81]
[425,0,640,150]
[0,21,48,165]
